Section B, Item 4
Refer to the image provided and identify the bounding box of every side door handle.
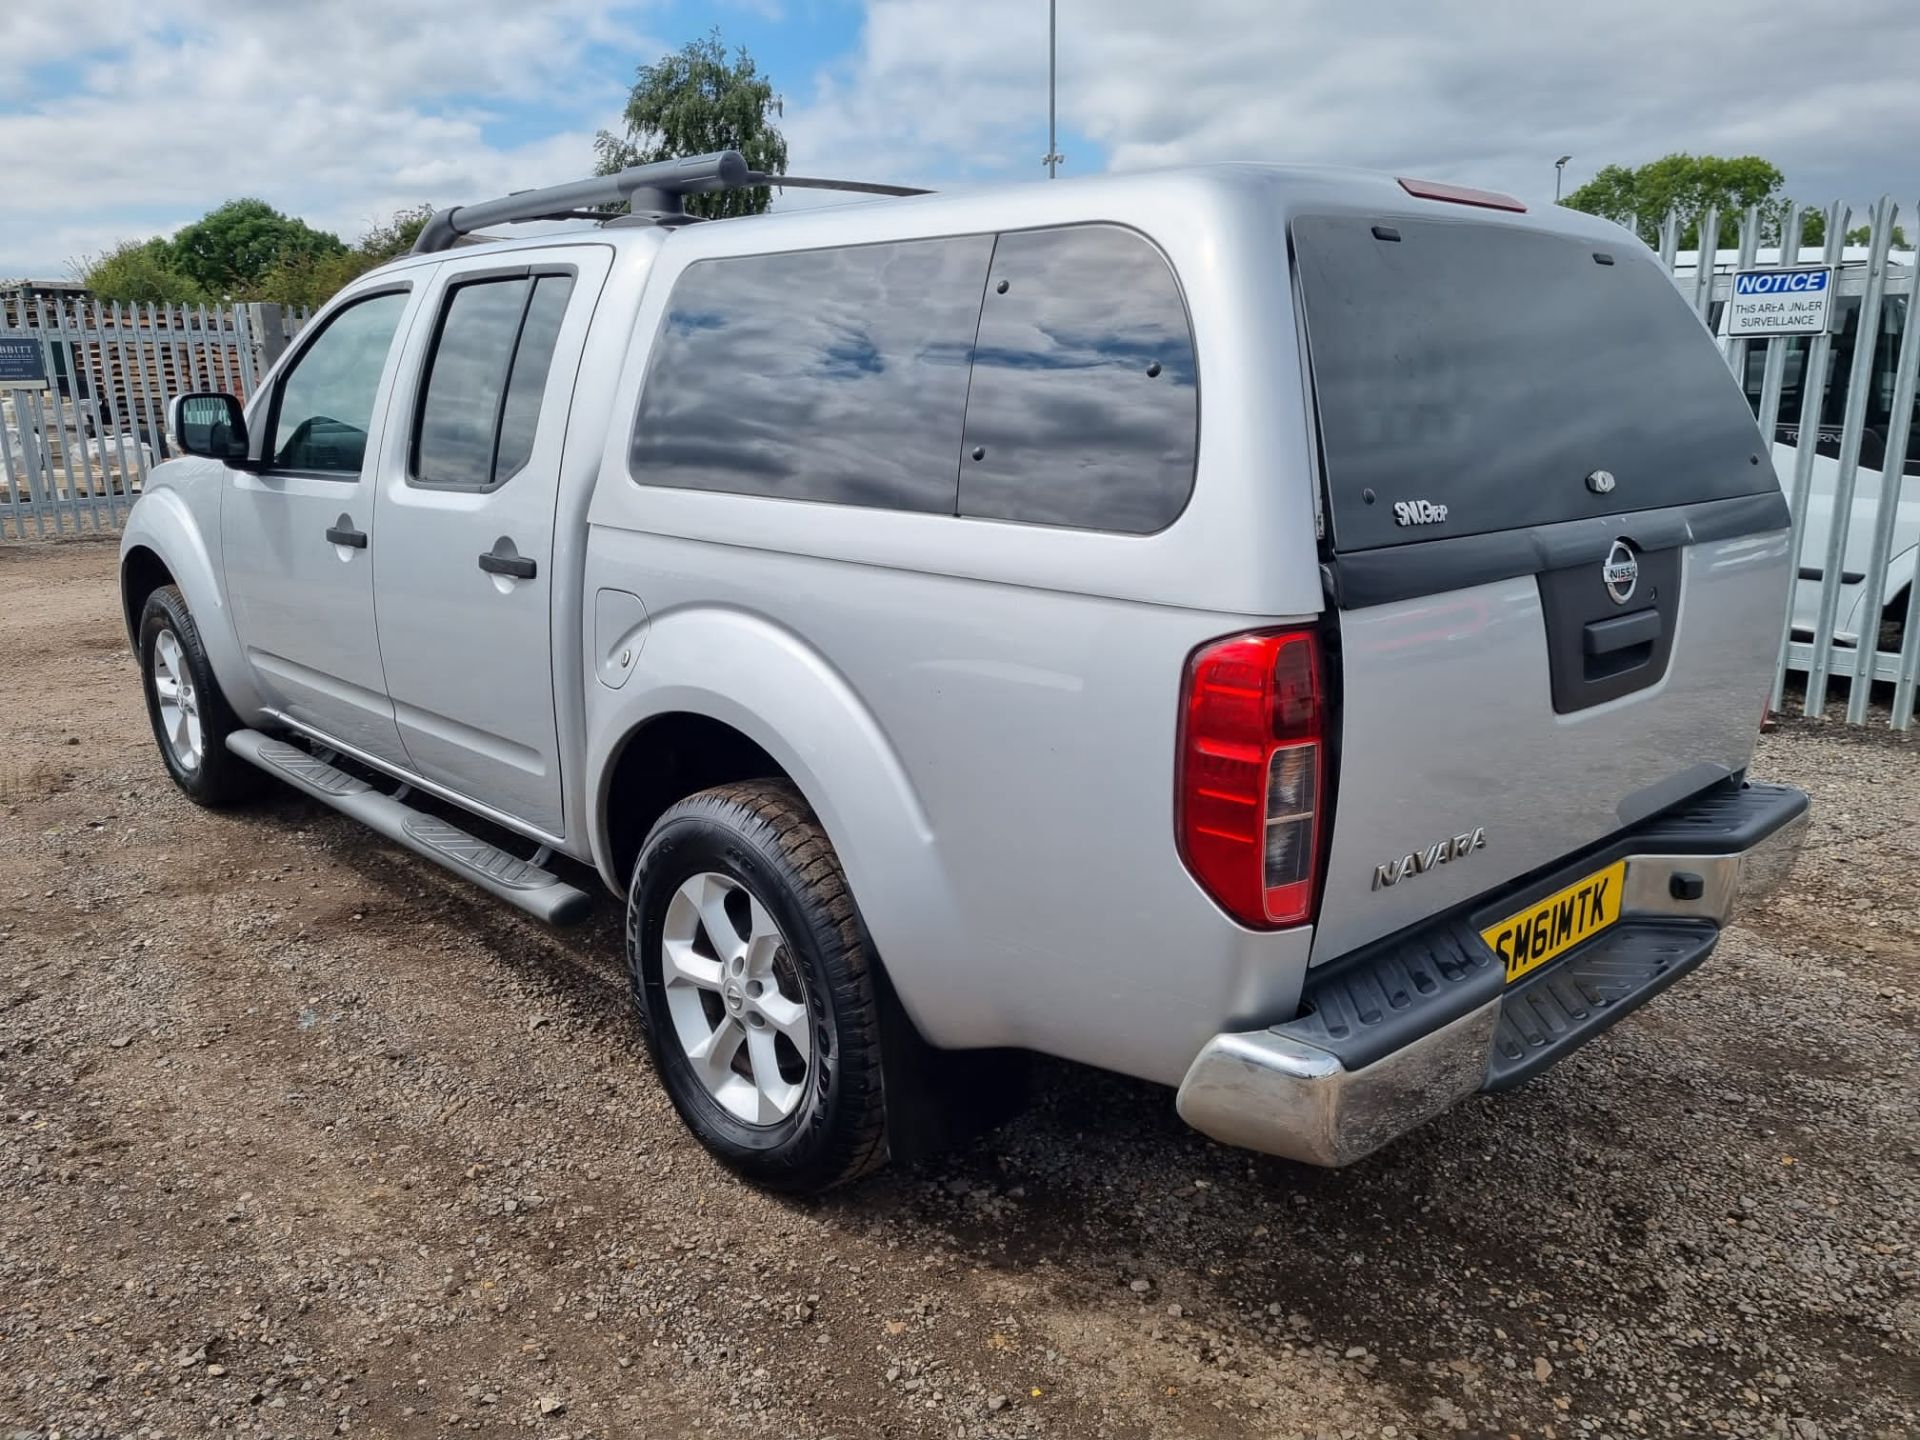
[478,540,536,580]
[325,515,368,549]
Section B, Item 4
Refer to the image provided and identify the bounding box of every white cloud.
[781,0,1920,220]
[0,0,662,276]
[7,0,1918,277]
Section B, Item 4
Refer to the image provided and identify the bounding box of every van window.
[629,236,993,512]
[957,225,1197,533]
[414,272,576,490]
[1294,216,1776,551]
[1743,295,1918,475]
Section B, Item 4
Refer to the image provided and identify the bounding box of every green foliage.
[245,250,374,312]
[246,205,437,310]
[1844,221,1909,248]
[166,198,346,296]
[1561,153,1786,248]
[1773,212,1910,252]
[81,202,435,312]
[80,238,208,306]
[358,204,435,262]
[595,29,788,219]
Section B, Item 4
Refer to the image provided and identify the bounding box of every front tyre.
[138,585,261,808]
[627,781,889,1193]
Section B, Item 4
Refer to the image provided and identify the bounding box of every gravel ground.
[1,534,1915,1440]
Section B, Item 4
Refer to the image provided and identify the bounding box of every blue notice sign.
[0,336,49,389]
[1727,266,1834,337]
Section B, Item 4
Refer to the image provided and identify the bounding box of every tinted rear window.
[629,236,992,513]
[1293,215,1772,551]
[958,225,1197,532]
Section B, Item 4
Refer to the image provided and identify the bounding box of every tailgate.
[1292,212,1792,962]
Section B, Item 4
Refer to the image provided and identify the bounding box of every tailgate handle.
[1583,609,1661,656]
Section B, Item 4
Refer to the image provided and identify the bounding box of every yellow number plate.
[1481,859,1627,984]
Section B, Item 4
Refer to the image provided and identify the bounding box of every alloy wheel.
[659,871,814,1125]
[150,628,204,773]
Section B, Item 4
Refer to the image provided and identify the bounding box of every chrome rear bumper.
[1175,784,1809,1168]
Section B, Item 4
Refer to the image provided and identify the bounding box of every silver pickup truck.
[120,155,1809,1192]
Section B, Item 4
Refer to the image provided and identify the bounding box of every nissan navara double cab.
[121,154,1809,1192]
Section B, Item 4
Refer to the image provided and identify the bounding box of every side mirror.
[168,392,250,464]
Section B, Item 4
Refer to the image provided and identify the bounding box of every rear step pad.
[1281,915,1719,1095]
[1483,920,1715,1092]
[227,729,592,926]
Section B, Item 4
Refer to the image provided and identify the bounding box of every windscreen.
[1293,214,1775,552]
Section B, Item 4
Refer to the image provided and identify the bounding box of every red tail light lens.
[1178,630,1326,928]
[1396,176,1527,212]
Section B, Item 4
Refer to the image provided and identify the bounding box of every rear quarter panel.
[582,527,1319,1086]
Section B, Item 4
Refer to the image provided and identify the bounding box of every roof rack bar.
[412,150,933,254]
[414,151,751,253]
[748,173,931,198]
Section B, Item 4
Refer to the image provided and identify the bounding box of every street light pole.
[1554,154,1572,202]
[1043,0,1064,178]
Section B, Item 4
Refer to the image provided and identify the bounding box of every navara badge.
[1372,827,1487,890]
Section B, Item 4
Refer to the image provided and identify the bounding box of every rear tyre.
[138,585,261,808]
[626,781,890,1193]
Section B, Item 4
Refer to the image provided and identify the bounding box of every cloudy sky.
[3,0,1915,279]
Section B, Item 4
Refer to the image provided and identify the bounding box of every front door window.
[271,291,409,474]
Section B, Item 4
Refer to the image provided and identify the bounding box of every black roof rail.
[411,150,929,254]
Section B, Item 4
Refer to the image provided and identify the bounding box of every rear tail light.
[1177,629,1327,928]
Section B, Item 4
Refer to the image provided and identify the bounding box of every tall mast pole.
[1044,0,1063,178]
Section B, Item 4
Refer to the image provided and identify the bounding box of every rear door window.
[1293,215,1775,551]
[413,271,577,491]
[958,224,1197,533]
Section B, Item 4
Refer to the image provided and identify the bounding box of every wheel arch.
[119,543,175,647]
[1878,547,1915,629]
[598,711,786,887]
[118,483,266,718]
[586,607,962,1045]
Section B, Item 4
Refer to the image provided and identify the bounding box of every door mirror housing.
[168,392,251,464]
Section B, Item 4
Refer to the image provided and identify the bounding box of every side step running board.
[227,730,593,926]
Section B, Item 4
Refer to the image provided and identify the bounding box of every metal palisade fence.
[0,291,306,540]
[1653,198,1920,729]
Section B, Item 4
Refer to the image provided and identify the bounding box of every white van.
[1678,245,1920,665]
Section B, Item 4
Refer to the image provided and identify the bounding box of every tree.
[166,198,346,296]
[82,202,434,311]
[1838,220,1909,248]
[357,204,435,263]
[1561,153,1786,248]
[1779,212,1909,251]
[80,238,208,306]
[595,29,787,219]
[247,205,437,309]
